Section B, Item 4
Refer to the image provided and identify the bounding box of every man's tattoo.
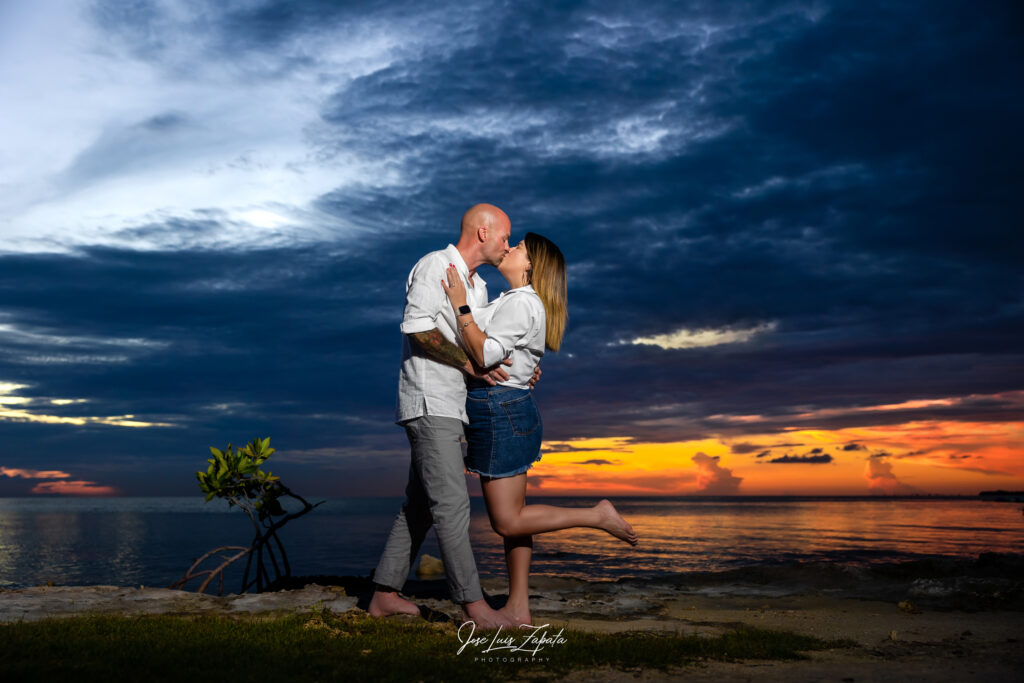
[410,328,468,369]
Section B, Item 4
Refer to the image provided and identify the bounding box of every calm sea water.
[0,496,1021,590]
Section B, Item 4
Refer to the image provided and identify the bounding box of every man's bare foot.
[368,588,420,618]
[499,603,532,627]
[596,499,638,545]
[462,599,516,629]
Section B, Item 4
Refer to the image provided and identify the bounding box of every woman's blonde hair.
[525,232,567,351]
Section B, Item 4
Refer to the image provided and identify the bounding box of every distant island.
[978,490,1024,501]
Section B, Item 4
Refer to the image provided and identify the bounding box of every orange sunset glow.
[527,419,1024,497]
[0,466,118,497]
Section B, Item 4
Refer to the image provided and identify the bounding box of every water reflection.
[0,497,1020,588]
[468,498,1024,581]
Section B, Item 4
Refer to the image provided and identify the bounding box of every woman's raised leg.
[481,474,638,544]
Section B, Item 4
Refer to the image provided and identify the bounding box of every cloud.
[843,443,867,451]
[29,480,119,496]
[864,456,919,495]
[526,468,696,495]
[1,0,410,254]
[691,452,742,494]
[1,464,117,497]
[766,453,834,464]
[628,322,777,350]
[573,459,617,466]
[0,0,1020,496]
[0,467,72,479]
[729,442,763,454]
[0,406,172,429]
[541,440,631,454]
[0,380,173,428]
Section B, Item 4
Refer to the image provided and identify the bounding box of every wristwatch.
[457,305,472,316]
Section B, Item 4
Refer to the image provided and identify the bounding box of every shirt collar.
[500,284,535,297]
[444,244,486,287]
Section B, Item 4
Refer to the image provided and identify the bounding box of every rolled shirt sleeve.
[400,258,445,335]
[482,338,506,367]
[395,244,488,425]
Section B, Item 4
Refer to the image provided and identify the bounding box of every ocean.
[0,496,1021,591]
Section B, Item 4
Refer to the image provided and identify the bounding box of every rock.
[416,554,445,578]
[898,600,921,614]
[0,584,357,623]
[906,576,1023,610]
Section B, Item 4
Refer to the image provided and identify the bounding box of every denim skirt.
[464,385,543,478]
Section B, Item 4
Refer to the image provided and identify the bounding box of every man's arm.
[409,328,468,369]
[409,328,510,384]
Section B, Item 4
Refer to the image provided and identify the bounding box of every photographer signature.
[457,621,568,656]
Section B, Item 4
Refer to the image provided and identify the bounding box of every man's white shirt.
[395,244,488,425]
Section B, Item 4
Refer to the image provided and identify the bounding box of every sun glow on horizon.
[524,419,1024,497]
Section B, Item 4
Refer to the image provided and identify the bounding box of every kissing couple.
[369,203,637,628]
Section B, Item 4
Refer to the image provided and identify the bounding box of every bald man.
[369,204,521,628]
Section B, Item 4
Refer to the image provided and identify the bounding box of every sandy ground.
[527,589,1021,682]
[552,595,1023,682]
[2,571,1021,682]
[473,574,1023,682]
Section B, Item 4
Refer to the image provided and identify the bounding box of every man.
[369,203,531,628]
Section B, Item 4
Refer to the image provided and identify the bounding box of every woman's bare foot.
[499,602,532,627]
[596,499,638,545]
[368,588,420,618]
[462,599,515,629]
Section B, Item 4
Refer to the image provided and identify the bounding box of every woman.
[442,232,637,626]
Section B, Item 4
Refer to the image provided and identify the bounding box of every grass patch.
[0,608,852,682]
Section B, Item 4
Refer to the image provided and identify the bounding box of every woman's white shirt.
[472,285,545,389]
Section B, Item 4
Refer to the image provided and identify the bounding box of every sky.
[1,0,1022,498]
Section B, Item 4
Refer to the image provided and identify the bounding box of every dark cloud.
[541,442,629,454]
[573,459,616,466]
[2,0,1021,494]
[766,453,834,464]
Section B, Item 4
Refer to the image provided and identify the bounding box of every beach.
[3,554,1021,681]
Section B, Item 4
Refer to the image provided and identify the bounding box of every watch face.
[459,305,472,315]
